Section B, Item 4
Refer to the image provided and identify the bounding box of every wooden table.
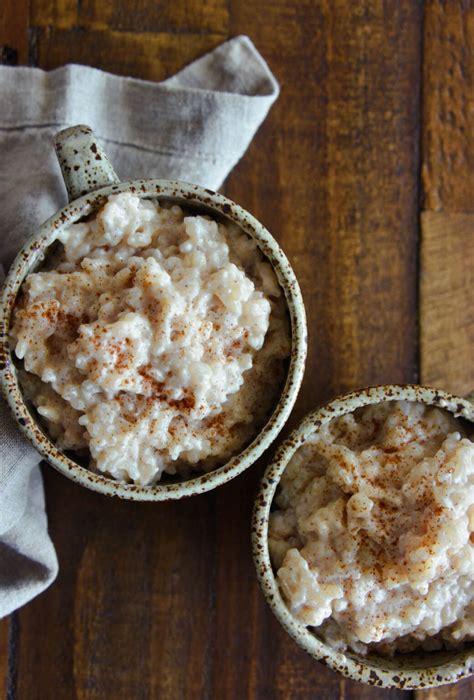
[1,1,473,698]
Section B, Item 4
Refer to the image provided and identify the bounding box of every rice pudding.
[10,193,291,485]
[268,400,474,656]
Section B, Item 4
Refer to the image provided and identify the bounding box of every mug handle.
[54,125,120,203]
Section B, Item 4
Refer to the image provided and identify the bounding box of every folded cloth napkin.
[0,35,279,617]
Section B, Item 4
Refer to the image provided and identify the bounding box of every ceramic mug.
[252,384,474,689]
[0,125,307,501]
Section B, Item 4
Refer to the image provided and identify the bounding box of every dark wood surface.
[420,0,474,398]
[1,1,473,698]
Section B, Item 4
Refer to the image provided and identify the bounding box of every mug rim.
[0,179,307,501]
[252,383,474,689]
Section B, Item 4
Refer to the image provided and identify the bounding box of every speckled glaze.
[55,125,120,200]
[0,125,307,501]
[252,384,474,690]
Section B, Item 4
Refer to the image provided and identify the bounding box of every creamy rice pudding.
[269,401,474,655]
[11,193,291,485]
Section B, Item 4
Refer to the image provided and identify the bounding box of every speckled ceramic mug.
[0,125,307,501]
[253,384,474,689]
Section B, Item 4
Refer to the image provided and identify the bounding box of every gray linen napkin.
[0,35,279,617]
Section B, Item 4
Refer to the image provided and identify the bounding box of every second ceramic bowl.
[253,384,474,689]
[0,125,307,501]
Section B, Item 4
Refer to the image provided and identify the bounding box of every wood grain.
[29,0,77,31]
[414,677,474,700]
[420,212,474,396]
[227,0,420,409]
[0,0,29,64]
[30,28,225,81]
[422,0,473,213]
[30,0,229,34]
[9,470,217,699]
[418,2,474,694]
[0,618,8,698]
